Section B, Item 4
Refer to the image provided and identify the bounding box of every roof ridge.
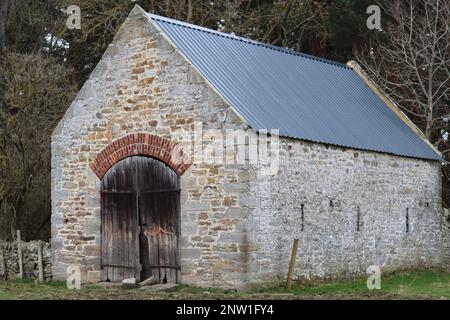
[148,13,349,69]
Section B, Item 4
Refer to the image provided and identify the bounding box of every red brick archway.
[89,133,191,179]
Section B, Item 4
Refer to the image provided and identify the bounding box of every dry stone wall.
[0,240,52,280]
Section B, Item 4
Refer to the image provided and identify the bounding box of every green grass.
[0,270,448,300]
[281,271,450,299]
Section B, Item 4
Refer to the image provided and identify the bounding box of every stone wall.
[51,6,249,285]
[243,139,450,285]
[0,240,52,280]
[51,6,450,289]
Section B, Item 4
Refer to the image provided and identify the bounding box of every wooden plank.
[102,264,135,269]
[109,195,117,282]
[142,189,181,194]
[169,234,176,283]
[116,203,122,282]
[167,232,173,283]
[16,230,23,279]
[101,194,112,281]
[141,194,157,282]
[149,232,160,283]
[0,246,6,280]
[175,183,181,283]
[134,226,141,281]
[137,156,180,284]
[167,194,176,283]
[101,192,138,282]
[286,239,299,290]
[37,241,44,282]
[100,193,106,281]
[100,191,134,194]
[160,231,168,283]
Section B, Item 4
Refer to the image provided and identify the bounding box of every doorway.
[100,156,180,283]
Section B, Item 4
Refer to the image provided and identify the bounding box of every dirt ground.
[0,271,449,300]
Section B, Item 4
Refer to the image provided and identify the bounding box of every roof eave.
[346,60,442,160]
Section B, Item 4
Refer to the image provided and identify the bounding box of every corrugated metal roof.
[148,13,441,161]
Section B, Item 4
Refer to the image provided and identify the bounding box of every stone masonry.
[51,6,450,289]
[249,139,449,284]
[0,240,52,280]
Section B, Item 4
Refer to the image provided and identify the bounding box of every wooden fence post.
[37,241,44,283]
[17,230,23,279]
[286,239,299,290]
[0,246,6,280]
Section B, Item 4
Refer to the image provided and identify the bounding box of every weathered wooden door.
[100,156,180,283]
[138,157,180,283]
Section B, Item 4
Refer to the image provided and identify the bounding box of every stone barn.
[51,5,449,288]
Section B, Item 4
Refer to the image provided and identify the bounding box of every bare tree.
[218,0,327,53]
[0,0,64,55]
[356,0,449,143]
[356,0,450,205]
[0,52,77,240]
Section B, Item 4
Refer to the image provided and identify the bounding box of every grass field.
[0,271,449,300]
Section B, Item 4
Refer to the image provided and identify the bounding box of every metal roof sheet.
[148,13,441,161]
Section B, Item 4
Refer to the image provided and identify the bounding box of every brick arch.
[89,133,192,179]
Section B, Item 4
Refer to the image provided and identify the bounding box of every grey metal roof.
[148,13,441,161]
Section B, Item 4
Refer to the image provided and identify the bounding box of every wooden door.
[100,156,180,283]
[138,157,180,283]
[100,157,140,282]
[101,192,140,282]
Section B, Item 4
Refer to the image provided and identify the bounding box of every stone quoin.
[50,5,450,288]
